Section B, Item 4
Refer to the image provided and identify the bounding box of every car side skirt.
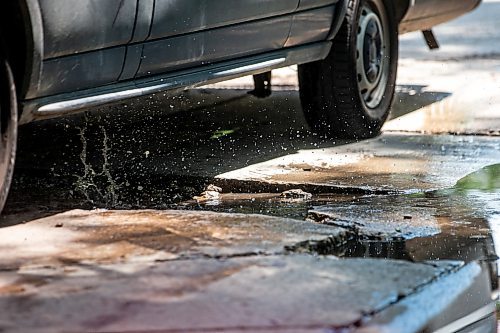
[20,42,332,124]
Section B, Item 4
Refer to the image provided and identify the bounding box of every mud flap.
[422,29,440,50]
[248,71,272,98]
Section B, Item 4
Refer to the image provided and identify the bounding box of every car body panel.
[39,0,137,59]
[130,0,155,44]
[29,0,138,98]
[148,0,299,41]
[140,0,317,78]
[297,0,338,11]
[400,0,481,32]
[37,48,127,97]
[404,0,480,21]
[285,6,336,48]
[137,15,293,78]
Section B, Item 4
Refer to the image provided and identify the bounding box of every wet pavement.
[1,2,500,332]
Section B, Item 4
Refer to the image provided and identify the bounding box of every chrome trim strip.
[37,86,150,114]
[433,302,496,333]
[214,58,285,77]
[36,58,285,114]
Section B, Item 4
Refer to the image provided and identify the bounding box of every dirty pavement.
[1,2,500,332]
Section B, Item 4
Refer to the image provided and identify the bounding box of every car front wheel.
[298,0,398,139]
[0,49,17,214]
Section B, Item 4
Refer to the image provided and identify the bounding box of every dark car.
[0,0,481,212]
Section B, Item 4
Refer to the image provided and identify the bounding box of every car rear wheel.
[298,0,398,139]
[0,50,17,214]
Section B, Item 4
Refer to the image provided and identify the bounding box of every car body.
[0,0,480,124]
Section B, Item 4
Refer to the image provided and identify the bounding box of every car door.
[136,0,299,78]
[33,0,137,98]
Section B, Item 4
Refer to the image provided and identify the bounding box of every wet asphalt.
[0,2,499,332]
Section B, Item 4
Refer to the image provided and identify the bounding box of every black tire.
[0,49,17,214]
[298,0,398,139]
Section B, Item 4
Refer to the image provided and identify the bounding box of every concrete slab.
[356,261,493,333]
[0,208,493,333]
[386,59,500,135]
[216,133,500,193]
[0,253,463,333]
[306,187,496,242]
[308,202,441,241]
[0,209,347,269]
[185,187,498,264]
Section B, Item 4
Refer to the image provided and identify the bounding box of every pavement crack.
[357,261,466,321]
[200,251,274,260]
[130,324,353,332]
[213,178,397,196]
[150,251,282,263]
[285,234,355,256]
[307,211,365,232]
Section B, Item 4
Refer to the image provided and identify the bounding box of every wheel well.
[0,1,34,99]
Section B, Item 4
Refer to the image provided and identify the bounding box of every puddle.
[179,165,500,286]
[178,186,499,300]
[177,192,360,220]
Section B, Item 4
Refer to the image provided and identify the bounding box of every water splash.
[73,114,121,206]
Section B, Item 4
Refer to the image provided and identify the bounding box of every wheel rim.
[356,2,390,114]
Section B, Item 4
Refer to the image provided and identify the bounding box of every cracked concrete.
[0,253,464,333]
[0,205,474,333]
[0,209,352,271]
[1,2,499,332]
[216,133,500,193]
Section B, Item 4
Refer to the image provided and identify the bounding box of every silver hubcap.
[356,4,389,111]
